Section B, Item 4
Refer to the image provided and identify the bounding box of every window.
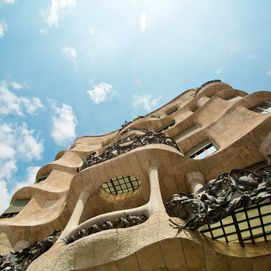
[156,120,175,133]
[0,199,30,219]
[174,124,199,142]
[200,198,271,246]
[187,139,218,159]
[251,102,271,114]
[36,173,50,183]
[101,176,142,195]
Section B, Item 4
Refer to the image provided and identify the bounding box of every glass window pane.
[212,228,224,237]
[227,234,239,242]
[254,236,265,242]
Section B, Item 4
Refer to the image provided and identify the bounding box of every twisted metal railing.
[0,230,60,271]
[64,214,147,244]
[166,161,271,231]
[80,130,179,171]
[197,79,222,91]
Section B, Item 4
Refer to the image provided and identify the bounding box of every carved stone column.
[147,167,165,215]
[60,191,90,239]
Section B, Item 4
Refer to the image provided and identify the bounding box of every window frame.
[186,139,218,159]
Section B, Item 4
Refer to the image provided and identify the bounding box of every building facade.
[1,80,271,271]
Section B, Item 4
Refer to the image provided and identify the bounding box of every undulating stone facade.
[1,80,271,271]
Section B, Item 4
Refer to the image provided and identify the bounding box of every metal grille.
[200,198,271,246]
[101,176,142,195]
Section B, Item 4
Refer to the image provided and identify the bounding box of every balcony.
[80,129,179,171]
[166,161,271,246]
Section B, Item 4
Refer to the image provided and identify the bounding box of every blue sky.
[0,0,271,211]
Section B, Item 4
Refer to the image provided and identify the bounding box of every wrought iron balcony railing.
[166,161,271,246]
[80,129,179,171]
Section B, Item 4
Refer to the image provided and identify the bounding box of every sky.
[0,0,271,212]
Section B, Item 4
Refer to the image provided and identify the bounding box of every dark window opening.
[0,199,30,219]
[251,102,271,114]
[36,173,50,183]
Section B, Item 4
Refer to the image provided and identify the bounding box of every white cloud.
[63,46,77,65]
[140,12,147,32]
[10,81,23,90]
[0,160,16,180]
[266,70,271,77]
[17,124,44,160]
[43,0,76,27]
[247,53,255,59]
[0,123,43,162]
[12,166,40,193]
[0,122,44,212]
[87,82,117,104]
[0,82,21,115]
[133,93,160,112]
[50,101,77,145]
[0,144,15,160]
[20,97,44,114]
[0,180,10,213]
[0,20,7,38]
[0,81,44,115]
[0,0,15,3]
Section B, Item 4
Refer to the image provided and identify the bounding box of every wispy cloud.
[0,180,10,213]
[0,123,43,162]
[133,93,160,112]
[43,0,76,27]
[63,46,77,65]
[140,12,147,32]
[50,101,77,145]
[17,124,44,160]
[0,20,7,38]
[10,81,24,90]
[0,81,44,116]
[266,70,271,77]
[0,122,43,212]
[87,82,117,104]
